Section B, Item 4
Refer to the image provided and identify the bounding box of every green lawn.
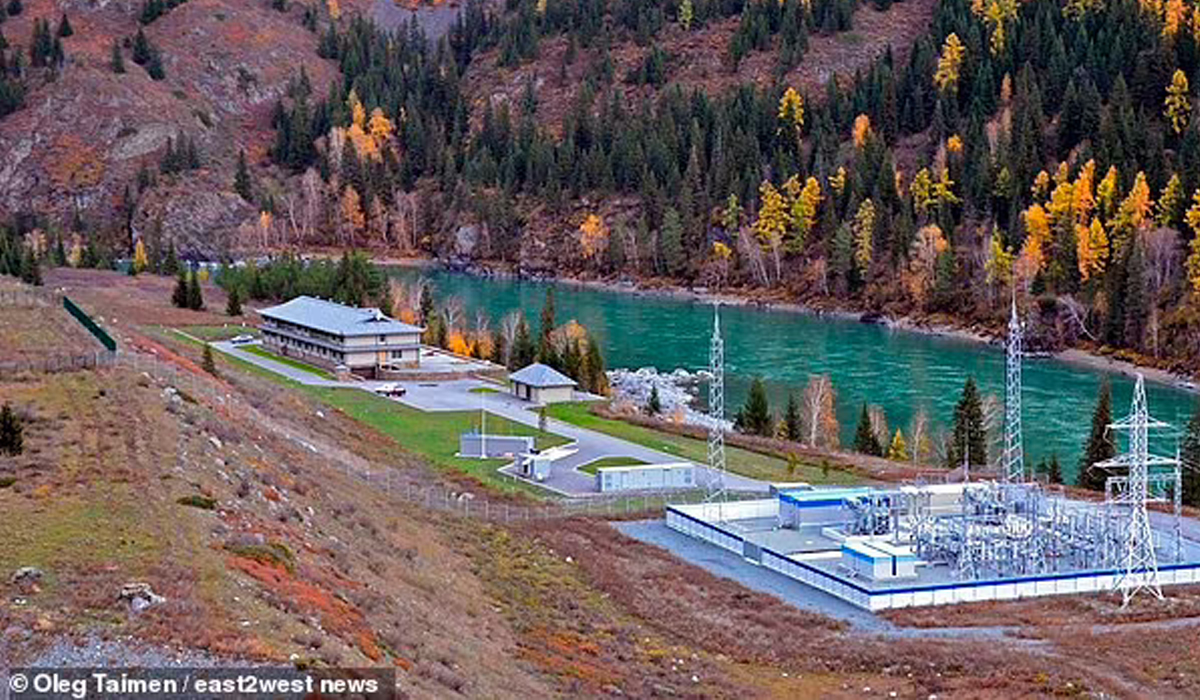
[577,456,648,475]
[303,386,569,496]
[545,402,859,486]
[182,324,260,341]
[242,345,335,380]
[469,387,501,395]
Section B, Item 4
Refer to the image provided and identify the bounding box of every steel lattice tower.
[1099,375,1166,606]
[705,304,728,504]
[1003,296,1025,482]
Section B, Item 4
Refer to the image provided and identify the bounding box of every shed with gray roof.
[509,362,577,404]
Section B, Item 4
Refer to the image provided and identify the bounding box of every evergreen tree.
[187,269,204,310]
[583,334,606,395]
[52,234,66,267]
[511,315,536,369]
[110,39,126,73]
[56,13,72,38]
[1046,453,1063,485]
[162,241,179,275]
[647,384,661,415]
[131,27,151,64]
[1181,401,1200,507]
[854,403,882,456]
[1077,380,1115,491]
[538,287,556,357]
[234,149,253,201]
[0,403,22,456]
[783,392,801,441]
[490,327,506,366]
[418,282,434,324]
[947,377,985,468]
[145,46,164,80]
[6,0,22,16]
[225,286,242,316]
[171,268,188,308]
[740,377,772,437]
[201,343,217,375]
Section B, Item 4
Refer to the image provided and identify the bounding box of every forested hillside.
[9,0,1200,370]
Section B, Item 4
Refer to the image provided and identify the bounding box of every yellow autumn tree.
[1110,171,1153,247]
[911,168,934,215]
[1096,165,1120,220]
[852,114,871,148]
[778,87,805,152]
[327,0,340,20]
[1165,69,1190,134]
[1186,189,1200,293]
[1165,0,1186,38]
[753,180,789,281]
[786,175,822,252]
[1077,218,1109,282]
[983,0,1018,54]
[829,166,847,197]
[1017,203,1051,282]
[1072,159,1096,225]
[853,199,876,275]
[368,107,395,145]
[947,134,964,155]
[934,33,966,94]
[1158,173,1184,227]
[579,213,609,259]
[984,232,1014,286]
[133,238,149,274]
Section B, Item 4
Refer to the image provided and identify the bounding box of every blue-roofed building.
[509,362,577,404]
[257,295,424,377]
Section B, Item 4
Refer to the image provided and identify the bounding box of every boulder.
[9,567,44,593]
[118,582,166,613]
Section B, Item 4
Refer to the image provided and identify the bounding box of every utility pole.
[1003,295,1025,483]
[705,303,728,515]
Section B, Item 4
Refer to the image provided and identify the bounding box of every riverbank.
[374,255,1198,393]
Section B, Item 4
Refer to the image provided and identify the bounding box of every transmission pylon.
[1003,295,1025,483]
[1098,374,1169,606]
[705,303,728,507]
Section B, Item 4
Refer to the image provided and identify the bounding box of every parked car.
[374,383,406,397]
[230,334,255,345]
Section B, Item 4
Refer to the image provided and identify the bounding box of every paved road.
[213,341,769,496]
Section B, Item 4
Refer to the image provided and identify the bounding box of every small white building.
[258,296,424,378]
[509,362,577,404]
[595,463,696,492]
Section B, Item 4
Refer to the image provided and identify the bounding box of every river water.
[390,268,1197,477]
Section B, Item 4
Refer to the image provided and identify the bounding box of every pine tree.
[201,344,217,375]
[511,315,536,369]
[56,12,72,38]
[783,393,801,441]
[234,149,253,201]
[0,403,22,456]
[1046,453,1063,484]
[132,27,151,65]
[187,269,204,310]
[537,287,556,360]
[741,377,772,436]
[947,377,985,468]
[162,241,179,275]
[583,334,606,395]
[145,46,164,80]
[647,384,661,415]
[854,403,882,456]
[171,268,188,308]
[225,286,242,316]
[1077,380,1115,491]
[109,38,126,73]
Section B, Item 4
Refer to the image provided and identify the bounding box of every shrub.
[177,494,216,509]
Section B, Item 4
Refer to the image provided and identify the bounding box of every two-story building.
[257,295,424,377]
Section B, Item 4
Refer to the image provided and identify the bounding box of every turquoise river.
[390,267,1198,479]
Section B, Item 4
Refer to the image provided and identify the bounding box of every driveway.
[212,340,770,496]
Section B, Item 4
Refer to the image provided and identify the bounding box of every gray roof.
[510,362,577,388]
[258,296,424,337]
